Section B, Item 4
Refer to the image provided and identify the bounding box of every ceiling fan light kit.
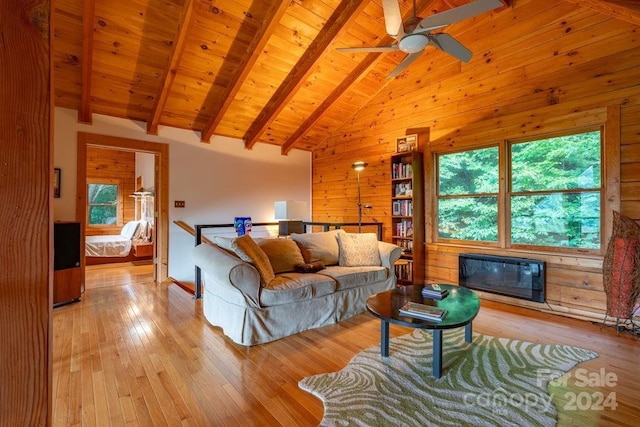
[337,0,503,78]
[398,34,429,54]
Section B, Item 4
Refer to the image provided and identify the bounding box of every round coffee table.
[366,284,480,378]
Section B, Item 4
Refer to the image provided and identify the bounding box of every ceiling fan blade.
[337,45,399,53]
[430,33,472,62]
[387,52,423,79]
[417,0,503,32]
[382,0,403,38]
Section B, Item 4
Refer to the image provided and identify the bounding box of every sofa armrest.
[192,243,261,308]
[377,241,403,270]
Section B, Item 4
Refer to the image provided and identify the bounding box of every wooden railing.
[173,220,214,244]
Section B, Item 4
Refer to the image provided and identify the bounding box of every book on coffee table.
[422,284,449,299]
[399,302,447,321]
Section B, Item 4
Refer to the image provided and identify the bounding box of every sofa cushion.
[260,273,336,306]
[257,238,305,274]
[318,265,387,291]
[234,235,275,286]
[291,229,345,265]
[337,232,381,267]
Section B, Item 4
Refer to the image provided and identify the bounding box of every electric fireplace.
[458,253,545,303]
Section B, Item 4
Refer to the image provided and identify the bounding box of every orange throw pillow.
[235,235,275,287]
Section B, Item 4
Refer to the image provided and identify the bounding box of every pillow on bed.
[133,220,149,241]
[120,221,140,240]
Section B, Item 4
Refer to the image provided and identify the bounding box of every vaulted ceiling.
[52,0,640,154]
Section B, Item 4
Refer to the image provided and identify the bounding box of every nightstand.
[133,242,154,257]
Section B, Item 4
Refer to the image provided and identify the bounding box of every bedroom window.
[436,129,603,251]
[88,182,120,226]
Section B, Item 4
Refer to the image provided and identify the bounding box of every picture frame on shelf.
[396,134,418,153]
[392,200,401,216]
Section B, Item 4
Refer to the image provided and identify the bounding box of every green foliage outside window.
[437,130,602,250]
[88,184,118,225]
[438,147,499,241]
[510,131,601,249]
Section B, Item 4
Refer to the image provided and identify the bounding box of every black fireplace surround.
[458,253,545,303]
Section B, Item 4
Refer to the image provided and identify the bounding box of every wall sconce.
[274,200,307,236]
[351,161,371,233]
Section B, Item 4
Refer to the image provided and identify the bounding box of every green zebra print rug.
[299,329,597,426]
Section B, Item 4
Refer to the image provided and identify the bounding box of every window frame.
[506,127,603,253]
[434,127,604,255]
[435,144,501,247]
[86,178,123,228]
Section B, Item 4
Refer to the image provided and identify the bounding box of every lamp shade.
[274,201,307,220]
[351,161,368,171]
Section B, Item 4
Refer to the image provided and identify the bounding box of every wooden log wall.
[85,147,136,236]
[0,0,52,424]
[312,0,640,320]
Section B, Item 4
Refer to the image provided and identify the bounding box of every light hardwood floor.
[53,263,640,426]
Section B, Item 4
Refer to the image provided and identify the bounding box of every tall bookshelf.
[391,150,424,285]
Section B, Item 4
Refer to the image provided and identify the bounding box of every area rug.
[299,329,597,426]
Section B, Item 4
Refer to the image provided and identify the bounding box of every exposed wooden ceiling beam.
[147,0,194,135]
[280,0,448,154]
[280,53,385,155]
[566,0,640,26]
[79,0,94,124]
[243,0,369,150]
[199,0,290,143]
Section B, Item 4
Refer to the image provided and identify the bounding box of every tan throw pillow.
[234,235,275,286]
[258,238,305,274]
[337,233,381,267]
[290,229,345,265]
[213,236,254,263]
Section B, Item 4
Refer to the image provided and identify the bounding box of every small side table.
[133,242,154,257]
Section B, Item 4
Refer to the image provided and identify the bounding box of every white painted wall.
[135,152,155,191]
[53,107,312,283]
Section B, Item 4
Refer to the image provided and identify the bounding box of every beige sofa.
[192,229,403,346]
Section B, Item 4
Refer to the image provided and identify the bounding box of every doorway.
[76,132,169,285]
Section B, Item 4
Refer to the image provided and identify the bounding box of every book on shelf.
[399,302,447,321]
[392,162,413,179]
[422,284,449,299]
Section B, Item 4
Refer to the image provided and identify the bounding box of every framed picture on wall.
[54,168,61,198]
[396,134,418,152]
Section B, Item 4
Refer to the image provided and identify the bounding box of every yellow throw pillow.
[258,238,305,274]
[234,235,275,286]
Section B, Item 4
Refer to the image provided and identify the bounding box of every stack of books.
[422,284,449,299]
[399,302,447,322]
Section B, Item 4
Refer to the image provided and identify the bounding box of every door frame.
[76,132,169,282]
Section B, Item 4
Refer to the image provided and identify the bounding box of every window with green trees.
[437,146,499,242]
[436,129,602,251]
[88,183,119,225]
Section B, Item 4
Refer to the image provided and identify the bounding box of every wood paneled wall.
[0,0,52,424]
[312,0,640,319]
[85,147,136,236]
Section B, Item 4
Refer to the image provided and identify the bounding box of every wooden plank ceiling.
[52,0,640,154]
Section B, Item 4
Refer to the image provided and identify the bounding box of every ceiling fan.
[337,0,503,79]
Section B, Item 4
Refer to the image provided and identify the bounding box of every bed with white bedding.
[85,220,150,260]
[85,234,133,257]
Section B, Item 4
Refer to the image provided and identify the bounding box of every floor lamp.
[351,161,368,233]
